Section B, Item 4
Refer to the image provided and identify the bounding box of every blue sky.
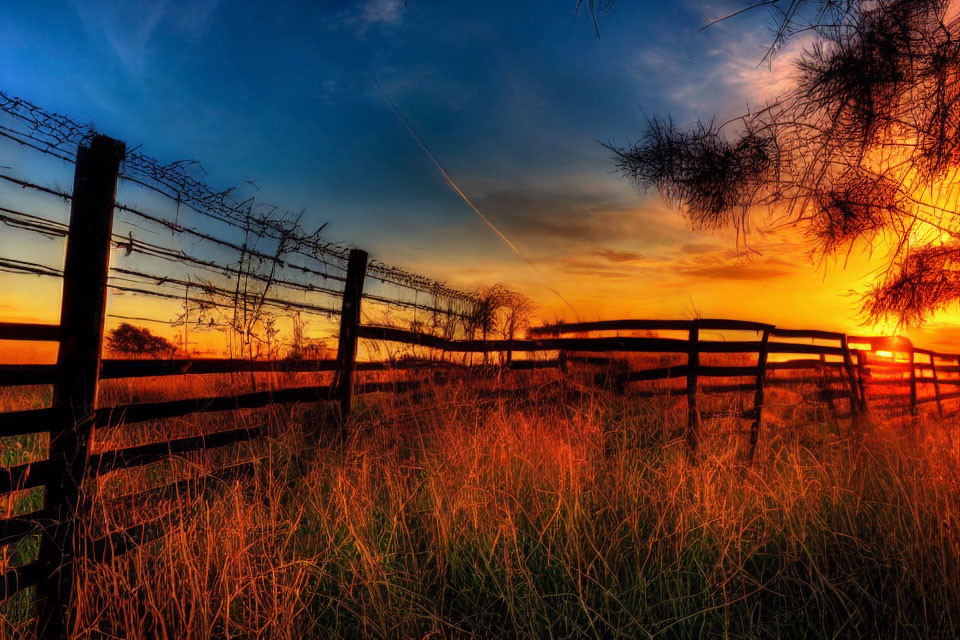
[3,0,904,335]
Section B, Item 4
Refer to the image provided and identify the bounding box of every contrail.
[365,70,580,319]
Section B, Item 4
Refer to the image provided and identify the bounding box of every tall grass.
[3,370,960,638]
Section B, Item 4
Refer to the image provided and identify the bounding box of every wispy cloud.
[679,257,793,281]
[70,0,223,74]
[472,189,689,249]
[361,0,405,28]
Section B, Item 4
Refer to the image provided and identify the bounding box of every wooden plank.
[872,402,915,414]
[95,380,418,429]
[0,407,59,437]
[864,378,912,387]
[766,376,847,386]
[359,326,694,353]
[97,385,334,427]
[0,358,467,387]
[357,380,421,395]
[360,326,846,357]
[703,382,758,394]
[0,510,51,546]
[931,352,960,362]
[103,459,259,513]
[630,387,687,399]
[87,512,169,564]
[767,359,843,371]
[629,382,758,398]
[696,318,775,332]
[88,426,263,476]
[697,365,759,378]
[2,561,45,599]
[769,327,845,341]
[0,322,60,342]
[567,355,614,366]
[0,460,51,493]
[0,364,57,387]
[507,359,560,370]
[866,392,912,404]
[863,360,912,371]
[87,461,260,563]
[625,365,688,383]
[530,319,693,335]
[100,358,338,379]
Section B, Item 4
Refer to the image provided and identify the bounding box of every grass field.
[2,368,960,638]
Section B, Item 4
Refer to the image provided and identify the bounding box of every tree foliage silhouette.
[611,0,960,325]
[106,323,176,358]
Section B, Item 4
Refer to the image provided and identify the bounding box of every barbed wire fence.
[0,90,487,365]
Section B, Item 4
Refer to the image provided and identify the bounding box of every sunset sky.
[1,0,957,354]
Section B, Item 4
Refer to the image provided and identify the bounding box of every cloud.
[355,0,405,32]
[533,254,642,280]
[679,241,725,254]
[630,5,814,118]
[592,248,645,264]
[70,0,223,73]
[680,262,791,281]
[679,253,796,281]
[472,188,689,249]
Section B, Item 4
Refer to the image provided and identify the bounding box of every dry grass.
[2,368,960,638]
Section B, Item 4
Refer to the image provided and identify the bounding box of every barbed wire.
[0,256,62,278]
[0,205,68,237]
[0,90,481,309]
[0,193,486,334]
[0,204,480,331]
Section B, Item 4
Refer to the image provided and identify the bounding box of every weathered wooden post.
[334,249,368,423]
[930,353,944,418]
[747,328,770,463]
[686,320,701,454]
[819,351,840,421]
[909,347,918,416]
[856,351,869,413]
[37,134,125,639]
[840,336,864,418]
[505,315,515,368]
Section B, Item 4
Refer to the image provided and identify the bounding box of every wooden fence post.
[747,328,770,463]
[856,351,869,414]
[909,347,918,417]
[334,249,368,423]
[686,321,701,454]
[819,352,840,421]
[931,354,944,419]
[840,336,864,420]
[36,134,125,639]
[505,316,515,368]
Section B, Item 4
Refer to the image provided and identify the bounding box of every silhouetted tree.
[106,323,176,358]
[609,0,960,326]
